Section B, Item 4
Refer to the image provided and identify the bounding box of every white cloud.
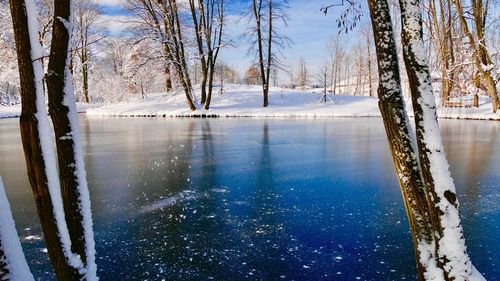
[94,0,127,7]
[97,14,137,34]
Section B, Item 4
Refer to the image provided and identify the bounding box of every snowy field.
[87,84,500,120]
[2,85,499,120]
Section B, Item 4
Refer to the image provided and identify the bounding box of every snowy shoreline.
[2,85,499,121]
[0,103,99,119]
[84,111,500,121]
[85,85,500,121]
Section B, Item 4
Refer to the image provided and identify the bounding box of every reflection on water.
[0,117,498,280]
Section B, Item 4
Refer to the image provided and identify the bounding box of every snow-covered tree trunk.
[366,1,434,279]
[10,0,84,279]
[0,177,34,281]
[398,1,484,280]
[45,0,97,279]
[368,0,485,279]
[10,0,84,280]
[10,0,97,279]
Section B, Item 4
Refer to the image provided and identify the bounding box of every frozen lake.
[0,117,498,280]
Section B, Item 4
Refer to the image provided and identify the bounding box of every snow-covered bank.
[88,86,381,118]
[0,103,100,119]
[0,105,22,119]
[2,85,498,120]
[86,85,499,120]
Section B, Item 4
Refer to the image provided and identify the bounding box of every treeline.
[1,0,497,111]
[275,0,499,113]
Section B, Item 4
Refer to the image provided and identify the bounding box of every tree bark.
[0,246,8,279]
[45,0,89,269]
[367,1,435,279]
[399,1,480,279]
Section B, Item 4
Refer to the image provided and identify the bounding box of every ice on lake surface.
[0,117,498,280]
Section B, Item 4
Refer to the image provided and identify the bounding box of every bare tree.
[0,0,19,89]
[161,0,197,110]
[296,56,308,88]
[126,0,174,94]
[127,0,197,109]
[122,39,161,99]
[316,61,332,103]
[427,0,456,104]
[188,0,225,109]
[36,0,54,60]
[453,0,499,112]
[246,0,290,107]
[327,35,345,94]
[359,24,374,97]
[353,42,364,95]
[73,0,100,103]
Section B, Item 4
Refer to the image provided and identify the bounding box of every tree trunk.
[165,64,172,92]
[159,14,172,94]
[336,62,341,94]
[46,0,87,267]
[367,1,435,279]
[46,1,98,280]
[366,35,373,97]
[189,0,207,104]
[204,61,215,109]
[162,0,196,111]
[253,0,268,107]
[81,50,90,103]
[80,25,90,103]
[399,1,482,279]
[9,0,84,279]
[201,0,224,110]
[264,0,272,107]
[333,60,337,94]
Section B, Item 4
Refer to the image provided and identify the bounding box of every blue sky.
[221,1,370,76]
[96,0,371,78]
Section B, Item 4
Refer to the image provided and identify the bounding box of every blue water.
[0,117,498,280]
